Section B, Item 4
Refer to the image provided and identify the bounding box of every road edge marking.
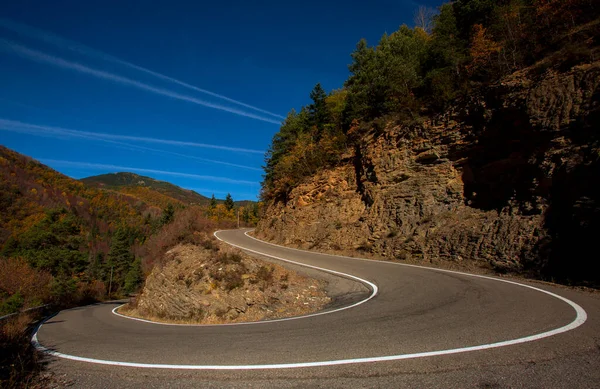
[31,229,588,370]
[110,230,378,326]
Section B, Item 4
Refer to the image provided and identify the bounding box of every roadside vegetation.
[0,145,259,387]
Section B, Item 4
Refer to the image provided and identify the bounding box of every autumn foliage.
[0,146,240,314]
[0,146,261,386]
[0,258,51,315]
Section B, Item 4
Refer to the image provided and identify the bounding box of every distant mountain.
[81,172,210,206]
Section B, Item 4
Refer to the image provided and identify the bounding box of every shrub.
[255,266,274,284]
[138,206,228,271]
[0,257,52,314]
[0,313,44,388]
[201,239,217,251]
[77,280,106,304]
[0,292,23,317]
[217,252,242,265]
[222,270,245,291]
[357,241,373,252]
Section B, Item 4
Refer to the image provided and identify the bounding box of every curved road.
[35,229,600,388]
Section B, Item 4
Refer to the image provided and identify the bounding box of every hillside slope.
[81,172,209,206]
[0,146,163,307]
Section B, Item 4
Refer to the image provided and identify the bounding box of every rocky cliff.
[257,62,600,286]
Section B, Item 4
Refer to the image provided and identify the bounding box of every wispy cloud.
[114,143,263,171]
[39,159,257,185]
[0,118,265,155]
[0,18,285,120]
[0,40,282,125]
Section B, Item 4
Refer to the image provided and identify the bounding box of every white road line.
[111,231,378,326]
[31,230,588,370]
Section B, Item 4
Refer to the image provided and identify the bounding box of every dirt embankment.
[121,243,330,324]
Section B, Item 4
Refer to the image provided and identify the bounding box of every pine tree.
[107,227,134,293]
[309,83,329,132]
[161,203,175,225]
[224,193,234,211]
[210,194,217,209]
[123,258,143,294]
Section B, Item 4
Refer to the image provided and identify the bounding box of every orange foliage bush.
[1,313,33,343]
[0,258,52,308]
[76,279,106,303]
[468,24,502,74]
[136,206,234,272]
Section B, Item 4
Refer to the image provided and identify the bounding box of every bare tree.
[413,6,436,34]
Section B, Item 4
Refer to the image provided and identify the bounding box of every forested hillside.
[82,172,260,221]
[258,0,600,286]
[0,146,264,385]
[81,172,210,206]
[0,146,161,313]
[0,146,261,317]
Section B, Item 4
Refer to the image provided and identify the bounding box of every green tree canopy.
[309,83,330,134]
[224,193,234,211]
[107,227,135,293]
[161,203,175,225]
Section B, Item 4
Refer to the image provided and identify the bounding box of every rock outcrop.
[257,62,600,286]
[123,244,330,323]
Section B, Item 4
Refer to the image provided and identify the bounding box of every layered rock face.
[257,63,600,285]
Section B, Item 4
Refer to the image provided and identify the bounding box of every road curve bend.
[33,229,588,370]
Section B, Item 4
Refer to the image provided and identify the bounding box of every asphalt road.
[35,229,600,388]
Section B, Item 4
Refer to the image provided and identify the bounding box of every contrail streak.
[0,118,265,155]
[1,117,262,170]
[39,159,257,185]
[107,142,263,171]
[0,18,285,120]
[0,40,282,125]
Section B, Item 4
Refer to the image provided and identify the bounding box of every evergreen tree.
[87,252,105,280]
[161,203,175,225]
[346,38,378,119]
[424,3,468,108]
[309,83,330,134]
[123,258,143,294]
[107,227,134,293]
[210,194,217,209]
[6,208,87,276]
[224,193,234,211]
[453,0,496,40]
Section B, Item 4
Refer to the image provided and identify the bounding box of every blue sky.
[0,0,443,201]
